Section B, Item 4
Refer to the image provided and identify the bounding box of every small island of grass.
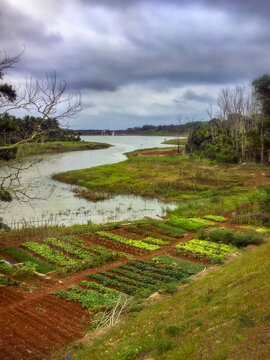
[18,140,111,157]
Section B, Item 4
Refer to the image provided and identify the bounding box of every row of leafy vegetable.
[176,228,264,262]
[55,259,201,309]
[96,231,169,251]
[22,236,124,273]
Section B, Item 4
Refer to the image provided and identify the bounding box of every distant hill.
[74,121,208,136]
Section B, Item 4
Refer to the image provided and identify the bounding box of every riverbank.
[53,147,270,218]
[2,136,177,226]
[17,140,111,156]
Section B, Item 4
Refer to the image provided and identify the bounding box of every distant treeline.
[75,121,206,136]
[0,113,80,160]
[186,74,270,163]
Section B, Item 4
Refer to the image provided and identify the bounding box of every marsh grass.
[54,151,270,220]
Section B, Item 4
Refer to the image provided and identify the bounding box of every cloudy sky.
[1,0,269,129]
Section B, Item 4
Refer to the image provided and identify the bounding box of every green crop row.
[166,218,203,232]
[80,280,122,296]
[203,215,228,222]
[112,268,157,285]
[89,273,139,295]
[188,218,217,226]
[22,242,80,267]
[120,264,177,283]
[176,239,237,261]
[128,260,191,280]
[55,286,125,309]
[44,237,94,260]
[63,235,125,259]
[151,221,186,238]
[99,270,157,292]
[166,216,217,232]
[143,237,170,246]
[96,231,160,251]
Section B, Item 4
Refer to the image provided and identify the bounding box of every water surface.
[3,136,177,227]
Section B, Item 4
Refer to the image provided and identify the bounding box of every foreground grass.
[54,150,270,217]
[18,140,111,156]
[52,239,270,360]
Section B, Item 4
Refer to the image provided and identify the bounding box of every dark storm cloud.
[68,79,117,92]
[1,0,270,128]
[79,0,270,17]
[182,90,215,103]
[0,1,63,48]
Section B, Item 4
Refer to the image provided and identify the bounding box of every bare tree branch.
[0,52,83,206]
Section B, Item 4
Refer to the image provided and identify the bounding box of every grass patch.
[53,149,270,221]
[162,138,187,146]
[4,247,57,273]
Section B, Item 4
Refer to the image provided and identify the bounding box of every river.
[2,136,177,227]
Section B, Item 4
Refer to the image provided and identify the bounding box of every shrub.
[259,187,270,213]
[197,228,264,247]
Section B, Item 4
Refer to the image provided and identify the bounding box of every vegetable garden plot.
[203,215,227,222]
[176,239,237,262]
[55,259,203,310]
[150,221,186,238]
[166,217,217,231]
[22,236,124,273]
[96,231,161,251]
[55,283,126,309]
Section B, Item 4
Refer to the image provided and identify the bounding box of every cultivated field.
[0,213,265,360]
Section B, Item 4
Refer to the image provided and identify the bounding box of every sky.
[0,0,269,129]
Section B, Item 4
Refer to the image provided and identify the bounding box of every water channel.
[2,136,177,227]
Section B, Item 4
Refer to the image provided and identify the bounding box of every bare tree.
[0,52,83,204]
[217,85,259,161]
